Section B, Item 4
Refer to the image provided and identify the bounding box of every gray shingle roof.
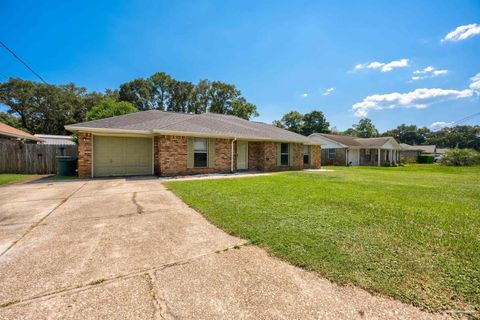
[65,110,311,144]
[400,143,424,151]
[309,133,398,148]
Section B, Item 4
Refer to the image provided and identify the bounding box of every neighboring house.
[399,143,424,163]
[416,145,436,155]
[34,134,76,146]
[65,110,321,178]
[308,133,401,166]
[0,122,43,143]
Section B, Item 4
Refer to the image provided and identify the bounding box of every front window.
[194,138,208,167]
[365,149,371,161]
[328,148,336,159]
[303,145,310,164]
[280,143,289,166]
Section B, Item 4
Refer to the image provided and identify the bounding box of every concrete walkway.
[0,177,450,319]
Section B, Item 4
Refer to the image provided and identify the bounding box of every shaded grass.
[0,174,35,186]
[165,165,480,316]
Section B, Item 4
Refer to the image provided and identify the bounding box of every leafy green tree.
[191,79,211,114]
[342,128,358,136]
[150,72,173,110]
[382,124,429,145]
[0,78,83,134]
[208,81,240,114]
[353,118,379,138]
[0,112,26,131]
[119,78,154,111]
[86,98,137,121]
[229,97,259,120]
[166,80,195,113]
[302,111,330,135]
[427,125,480,150]
[274,111,304,134]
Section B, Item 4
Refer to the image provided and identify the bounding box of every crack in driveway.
[0,244,246,310]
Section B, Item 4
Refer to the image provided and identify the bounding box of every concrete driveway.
[0,178,449,320]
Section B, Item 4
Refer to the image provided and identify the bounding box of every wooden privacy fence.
[0,141,78,174]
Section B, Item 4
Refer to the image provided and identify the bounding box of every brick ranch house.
[308,133,401,166]
[65,110,321,178]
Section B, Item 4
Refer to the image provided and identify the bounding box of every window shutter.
[276,143,281,166]
[187,138,194,169]
[288,143,294,166]
[208,138,215,168]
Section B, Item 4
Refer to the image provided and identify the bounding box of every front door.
[236,141,248,170]
[347,149,359,166]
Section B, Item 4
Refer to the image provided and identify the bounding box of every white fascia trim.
[65,126,151,135]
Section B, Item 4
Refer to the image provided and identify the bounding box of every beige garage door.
[93,136,153,177]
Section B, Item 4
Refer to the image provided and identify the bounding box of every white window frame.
[328,148,336,160]
[193,138,208,168]
[303,145,310,164]
[280,143,289,166]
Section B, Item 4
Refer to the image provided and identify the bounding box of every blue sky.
[1,0,479,131]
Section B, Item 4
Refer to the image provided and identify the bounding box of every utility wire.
[0,40,47,84]
[0,72,7,80]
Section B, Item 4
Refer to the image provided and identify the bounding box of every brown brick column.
[310,145,321,168]
[78,132,92,178]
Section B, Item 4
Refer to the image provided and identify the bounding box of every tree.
[191,79,211,114]
[119,78,154,111]
[166,80,195,113]
[0,78,84,134]
[382,124,429,145]
[208,81,240,114]
[86,98,137,121]
[302,111,330,135]
[229,97,259,120]
[427,125,480,150]
[274,111,304,134]
[150,72,172,110]
[342,128,358,136]
[353,118,379,138]
[0,112,26,131]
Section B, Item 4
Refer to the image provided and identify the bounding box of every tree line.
[274,111,480,150]
[0,72,258,135]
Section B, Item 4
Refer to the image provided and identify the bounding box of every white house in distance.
[308,133,401,166]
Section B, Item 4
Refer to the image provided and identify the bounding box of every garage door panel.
[93,136,152,177]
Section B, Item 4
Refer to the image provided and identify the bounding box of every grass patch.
[165,165,480,315]
[0,174,35,186]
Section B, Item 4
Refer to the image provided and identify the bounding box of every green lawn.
[165,165,480,316]
[0,174,36,186]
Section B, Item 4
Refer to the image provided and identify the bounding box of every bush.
[440,148,480,166]
[417,155,435,164]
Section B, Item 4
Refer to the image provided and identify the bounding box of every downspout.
[231,138,237,173]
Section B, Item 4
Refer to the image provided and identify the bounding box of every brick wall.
[157,135,233,176]
[359,148,377,166]
[401,150,419,163]
[78,132,92,178]
[321,148,346,166]
[304,145,321,169]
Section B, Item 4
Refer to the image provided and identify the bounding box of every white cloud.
[354,59,409,72]
[322,88,335,96]
[352,88,473,117]
[442,23,480,42]
[411,66,448,81]
[430,121,454,130]
[301,93,309,97]
[470,72,480,92]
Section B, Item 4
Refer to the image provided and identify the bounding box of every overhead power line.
[0,40,47,84]
[454,111,480,125]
